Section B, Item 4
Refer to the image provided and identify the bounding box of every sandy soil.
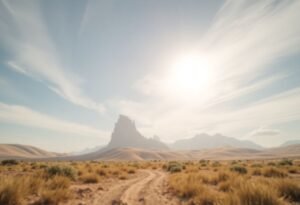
[64,170,179,205]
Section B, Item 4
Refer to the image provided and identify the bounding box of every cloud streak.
[0,102,108,138]
[0,0,105,114]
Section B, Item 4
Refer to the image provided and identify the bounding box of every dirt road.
[66,170,179,205]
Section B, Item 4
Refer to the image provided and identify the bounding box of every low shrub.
[35,188,71,205]
[219,181,232,192]
[46,165,77,180]
[119,174,127,180]
[81,174,99,184]
[267,162,276,166]
[97,169,107,176]
[127,169,135,174]
[252,168,262,176]
[212,161,221,167]
[230,165,247,174]
[1,159,19,166]
[263,168,287,178]
[278,159,293,166]
[251,163,262,168]
[167,162,183,173]
[288,167,297,174]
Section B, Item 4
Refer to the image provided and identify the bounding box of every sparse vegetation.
[0,159,298,204]
[168,159,299,205]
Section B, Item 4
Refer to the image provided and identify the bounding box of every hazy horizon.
[1,0,300,152]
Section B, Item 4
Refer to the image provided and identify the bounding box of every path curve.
[120,170,180,205]
[65,170,179,205]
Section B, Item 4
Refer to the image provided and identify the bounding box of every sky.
[0,0,300,152]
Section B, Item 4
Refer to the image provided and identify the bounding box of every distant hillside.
[265,144,300,156]
[171,133,262,150]
[281,140,300,147]
[6,114,299,161]
[105,115,168,150]
[69,144,300,161]
[0,144,63,159]
[70,145,105,156]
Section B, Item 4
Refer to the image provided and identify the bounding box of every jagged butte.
[104,115,168,150]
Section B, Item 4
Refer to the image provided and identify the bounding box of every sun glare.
[166,54,213,99]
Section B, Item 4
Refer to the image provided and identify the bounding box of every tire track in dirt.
[142,171,179,205]
[65,170,179,205]
[65,171,148,205]
[120,170,180,205]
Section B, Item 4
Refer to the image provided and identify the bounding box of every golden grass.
[168,159,299,205]
[0,161,141,204]
[80,173,99,183]
[0,176,26,205]
[263,167,287,178]
[235,181,283,205]
[0,159,298,204]
[276,179,300,202]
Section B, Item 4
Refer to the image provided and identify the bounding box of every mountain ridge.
[170,133,262,150]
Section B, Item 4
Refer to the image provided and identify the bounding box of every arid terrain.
[1,116,300,205]
[0,159,299,205]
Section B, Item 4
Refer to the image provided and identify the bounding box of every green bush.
[167,161,183,173]
[278,159,293,166]
[169,165,182,173]
[230,165,247,174]
[1,159,19,166]
[46,166,77,180]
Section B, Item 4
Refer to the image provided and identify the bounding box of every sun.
[166,54,213,98]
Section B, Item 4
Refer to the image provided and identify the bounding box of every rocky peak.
[113,115,136,134]
[106,115,168,150]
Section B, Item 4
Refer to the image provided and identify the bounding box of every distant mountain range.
[0,115,299,160]
[90,145,300,161]
[70,145,105,156]
[170,133,262,150]
[281,140,300,147]
[104,115,262,151]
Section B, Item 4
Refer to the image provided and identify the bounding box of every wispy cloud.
[116,0,300,146]
[245,127,282,147]
[0,0,105,114]
[248,127,280,137]
[0,102,108,138]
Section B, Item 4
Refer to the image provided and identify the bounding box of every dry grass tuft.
[34,188,72,205]
[276,179,300,202]
[0,176,26,205]
[236,181,283,205]
[263,167,287,178]
[80,174,99,184]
